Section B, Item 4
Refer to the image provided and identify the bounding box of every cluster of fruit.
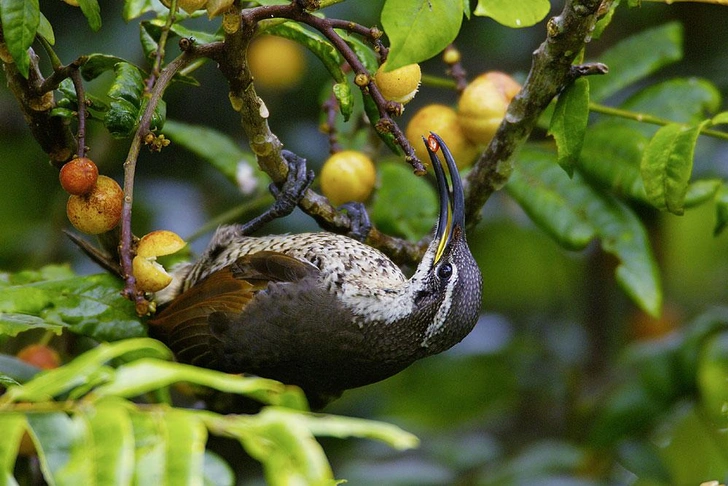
[320,61,520,206]
[61,158,186,293]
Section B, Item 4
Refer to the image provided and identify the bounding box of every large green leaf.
[549,77,590,177]
[715,185,728,236]
[0,271,144,342]
[165,410,207,485]
[0,414,26,484]
[381,0,463,70]
[104,62,166,137]
[513,148,661,316]
[473,0,550,28]
[578,122,649,202]
[640,121,708,215]
[77,0,101,31]
[163,119,257,186]
[507,152,596,251]
[129,410,167,485]
[86,400,135,485]
[370,160,438,241]
[621,78,722,135]
[589,22,683,102]
[0,0,40,78]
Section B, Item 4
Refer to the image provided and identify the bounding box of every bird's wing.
[148,251,320,367]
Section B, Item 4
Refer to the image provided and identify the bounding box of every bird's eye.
[437,263,452,280]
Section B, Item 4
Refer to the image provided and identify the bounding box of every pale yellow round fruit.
[405,104,478,170]
[66,175,123,235]
[457,71,521,145]
[248,35,306,90]
[161,0,207,14]
[374,61,421,104]
[133,255,173,293]
[320,151,376,207]
[137,230,186,258]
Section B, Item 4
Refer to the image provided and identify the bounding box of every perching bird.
[149,133,483,408]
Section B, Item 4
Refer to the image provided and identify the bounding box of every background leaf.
[0,0,40,78]
[549,77,590,176]
[473,0,550,28]
[381,0,463,69]
[77,0,101,31]
[589,22,683,102]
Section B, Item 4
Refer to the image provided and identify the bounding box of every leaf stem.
[146,0,178,91]
[589,102,728,141]
[70,68,87,158]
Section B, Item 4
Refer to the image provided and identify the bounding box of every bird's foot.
[237,150,314,236]
[338,202,372,242]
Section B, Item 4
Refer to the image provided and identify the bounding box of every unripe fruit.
[321,151,377,207]
[66,175,123,235]
[457,71,521,145]
[133,230,186,293]
[248,36,306,90]
[161,0,207,14]
[405,104,478,169]
[374,61,421,105]
[17,344,61,370]
[59,157,99,196]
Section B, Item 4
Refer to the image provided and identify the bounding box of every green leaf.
[0,354,42,383]
[371,161,439,241]
[620,77,722,136]
[163,119,257,186]
[37,12,54,45]
[382,0,463,70]
[104,62,166,138]
[711,111,728,126]
[473,0,550,28]
[0,413,26,484]
[683,179,721,209]
[640,121,707,215]
[80,53,128,81]
[578,122,649,202]
[332,82,354,122]
[549,77,590,177]
[86,400,135,485]
[92,358,308,410]
[514,147,661,315]
[26,412,94,484]
[203,450,235,486]
[264,22,344,83]
[145,17,223,45]
[507,150,596,251]
[697,331,728,427]
[0,0,40,78]
[77,0,101,31]
[123,0,156,21]
[0,272,144,342]
[129,410,167,485]
[1,339,171,403]
[589,22,683,102]
[165,410,207,484]
[715,185,728,236]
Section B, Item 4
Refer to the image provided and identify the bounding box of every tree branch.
[465,0,610,228]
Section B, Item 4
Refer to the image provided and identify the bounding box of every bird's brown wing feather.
[148,251,320,368]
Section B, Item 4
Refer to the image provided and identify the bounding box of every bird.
[148,133,483,408]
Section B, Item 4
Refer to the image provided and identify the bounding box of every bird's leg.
[236,150,314,237]
[338,202,372,242]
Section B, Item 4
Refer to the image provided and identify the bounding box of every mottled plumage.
[149,134,483,408]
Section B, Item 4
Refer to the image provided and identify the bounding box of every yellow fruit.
[161,0,207,14]
[320,151,377,207]
[133,230,186,293]
[405,104,478,169]
[457,71,521,145]
[133,256,173,293]
[66,175,123,235]
[374,61,421,104]
[248,35,306,90]
[137,230,186,258]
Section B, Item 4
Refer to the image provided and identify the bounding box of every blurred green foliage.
[1,0,728,484]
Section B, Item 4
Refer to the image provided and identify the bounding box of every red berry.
[59,157,99,196]
[17,344,61,370]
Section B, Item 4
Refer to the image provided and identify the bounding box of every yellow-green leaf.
[474,0,550,28]
[549,77,590,177]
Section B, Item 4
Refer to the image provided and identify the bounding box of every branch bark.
[465,0,610,229]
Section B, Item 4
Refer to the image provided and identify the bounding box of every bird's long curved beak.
[424,132,466,264]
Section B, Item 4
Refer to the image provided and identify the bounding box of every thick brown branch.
[464,0,609,228]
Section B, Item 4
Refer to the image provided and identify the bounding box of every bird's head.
[409,133,483,353]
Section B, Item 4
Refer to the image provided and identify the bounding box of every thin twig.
[69,68,87,158]
[146,0,178,91]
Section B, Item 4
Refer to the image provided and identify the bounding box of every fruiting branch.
[464,0,611,228]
